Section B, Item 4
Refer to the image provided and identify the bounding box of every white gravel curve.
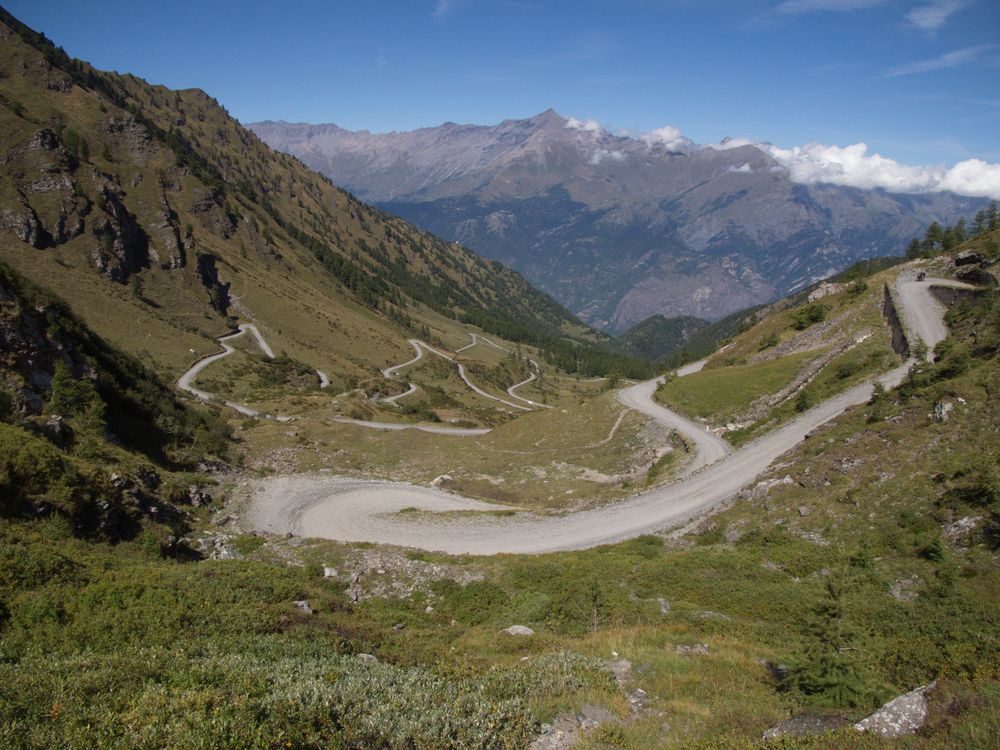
[246,361,911,555]
[177,324,294,422]
[893,274,978,359]
[383,338,534,411]
[245,274,966,555]
[616,376,731,475]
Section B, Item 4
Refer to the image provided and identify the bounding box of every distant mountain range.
[251,111,986,333]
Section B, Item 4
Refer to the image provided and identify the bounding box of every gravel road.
[617,377,731,474]
[177,324,293,422]
[244,271,963,554]
[893,274,977,359]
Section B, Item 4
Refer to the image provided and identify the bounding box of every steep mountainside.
[0,12,646,389]
[251,112,985,332]
[616,314,710,362]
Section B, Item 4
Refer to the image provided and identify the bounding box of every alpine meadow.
[0,3,998,750]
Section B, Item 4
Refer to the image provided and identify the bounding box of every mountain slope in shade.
[251,112,986,332]
[616,314,709,362]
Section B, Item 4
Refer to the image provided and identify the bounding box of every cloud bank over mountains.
[750,142,1000,199]
[561,117,1000,199]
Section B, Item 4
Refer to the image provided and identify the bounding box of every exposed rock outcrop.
[90,184,150,281]
[148,191,185,268]
[196,252,230,314]
[854,683,936,737]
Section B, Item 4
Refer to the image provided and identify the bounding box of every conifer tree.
[783,580,866,708]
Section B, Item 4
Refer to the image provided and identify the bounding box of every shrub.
[794,390,814,412]
[0,650,534,750]
[867,382,889,422]
[791,303,828,331]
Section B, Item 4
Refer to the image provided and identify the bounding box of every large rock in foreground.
[854,682,935,737]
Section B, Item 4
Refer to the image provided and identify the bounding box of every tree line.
[906,199,998,258]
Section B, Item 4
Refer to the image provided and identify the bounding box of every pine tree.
[782,580,866,708]
[988,200,999,231]
[949,217,967,247]
[972,209,987,236]
[922,221,943,254]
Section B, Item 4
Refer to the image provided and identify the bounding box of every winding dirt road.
[382,338,534,411]
[245,271,972,555]
[177,324,294,422]
[617,376,731,475]
[893,273,978,359]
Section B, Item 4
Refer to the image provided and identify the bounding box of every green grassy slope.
[2,251,996,748]
[656,263,903,444]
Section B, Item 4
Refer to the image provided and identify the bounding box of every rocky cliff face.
[252,112,985,332]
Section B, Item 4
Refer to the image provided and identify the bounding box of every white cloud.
[589,149,626,165]
[756,141,1000,198]
[885,44,994,77]
[764,142,936,191]
[906,0,968,32]
[937,159,1000,197]
[566,117,603,134]
[640,125,690,150]
[564,115,1000,198]
[712,137,757,150]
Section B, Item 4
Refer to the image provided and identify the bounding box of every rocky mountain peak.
[250,115,985,331]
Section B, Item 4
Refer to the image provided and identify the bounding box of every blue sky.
[7,1,999,173]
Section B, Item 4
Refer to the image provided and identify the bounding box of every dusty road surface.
[675,358,709,377]
[382,338,534,411]
[177,324,293,422]
[243,268,974,553]
[894,274,978,360]
[246,361,911,555]
[332,416,491,436]
[617,377,731,474]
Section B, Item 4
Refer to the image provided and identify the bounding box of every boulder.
[627,688,648,712]
[854,683,935,737]
[890,575,922,601]
[187,486,213,507]
[501,625,535,636]
[931,401,954,423]
[954,250,982,267]
[577,703,618,729]
[293,600,314,615]
[608,658,632,687]
[763,714,848,740]
[675,643,709,655]
[956,266,997,287]
[24,414,67,445]
[136,466,160,489]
